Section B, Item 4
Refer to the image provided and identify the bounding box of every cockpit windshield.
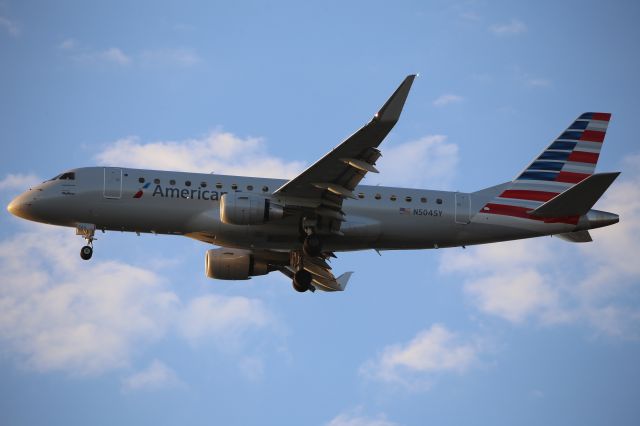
[48,172,76,181]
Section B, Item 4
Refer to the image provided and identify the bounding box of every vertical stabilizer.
[482,112,611,221]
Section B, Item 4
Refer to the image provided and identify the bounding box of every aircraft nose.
[7,192,32,219]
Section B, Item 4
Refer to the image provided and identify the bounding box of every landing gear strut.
[76,223,96,261]
[303,234,322,257]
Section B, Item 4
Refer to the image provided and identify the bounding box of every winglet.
[374,74,416,123]
[336,271,354,291]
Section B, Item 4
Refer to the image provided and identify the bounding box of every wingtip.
[375,75,416,123]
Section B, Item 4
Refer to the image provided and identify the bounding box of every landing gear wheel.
[80,245,93,260]
[293,269,312,292]
[303,234,322,257]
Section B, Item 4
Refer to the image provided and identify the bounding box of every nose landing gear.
[80,245,93,260]
[76,223,96,261]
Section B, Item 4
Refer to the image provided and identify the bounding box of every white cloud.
[526,78,551,88]
[238,356,265,382]
[179,294,272,344]
[0,224,276,375]
[0,16,20,37]
[439,153,640,338]
[68,46,132,66]
[370,135,458,189]
[58,39,200,68]
[0,173,40,192]
[360,324,481,389]
[99,47,131,65]
[94,131,305,178]
[122,359,185,392]
[432,94,464,107]
[489,19,527,36]
[326,409,398,426]
[58,38,78,50]
[140,48,201,67]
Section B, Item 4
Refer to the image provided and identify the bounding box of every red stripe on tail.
[499,190,559,202]
[556,171,589,184]
[580,130,605,143]
[568,151,599,164]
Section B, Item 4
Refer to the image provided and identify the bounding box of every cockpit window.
[59,172,76,180]
[49,172,75,181]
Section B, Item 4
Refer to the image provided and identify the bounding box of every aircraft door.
[455,192,471,224]
[104,167,123,199]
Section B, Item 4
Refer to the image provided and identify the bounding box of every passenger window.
[154,178,160,184]
[358,193,365,199]
[185,180,191,187]
[436,198,443,205]
[216,183,223,189]
[231,184,238,190]
[247,185,254,191]
[262,186,269,192]
[390,195,397,201]
[405,196,412,202]
[420,197,427,203]
[375,193,381,200]
[170,179,176,185]
[138,177,145,183]
[200,181,207,188]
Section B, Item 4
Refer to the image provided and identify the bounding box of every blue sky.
[1,1,640,425]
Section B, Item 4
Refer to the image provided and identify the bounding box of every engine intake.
[205,248,269,280]
[220,193,284,225]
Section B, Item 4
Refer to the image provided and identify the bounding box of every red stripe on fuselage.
[568,151,599,164]
[483,203,579,225]
[499,190,559,202]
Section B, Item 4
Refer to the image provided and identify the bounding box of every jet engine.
[205,248,269,280]
[219,193,284,225]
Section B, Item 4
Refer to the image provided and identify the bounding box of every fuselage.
[7,166,617,253]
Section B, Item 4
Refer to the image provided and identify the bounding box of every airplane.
[6,75,620,293]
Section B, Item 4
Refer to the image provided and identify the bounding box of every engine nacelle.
[205,248,269,280]
[219,193,284,225]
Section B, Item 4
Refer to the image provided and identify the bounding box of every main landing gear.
[293,269,312,292]
[80,245,93,260]
[303,233,322,257]
[290,250,315,293]
[301,216,323,257]
[76,223,96,261]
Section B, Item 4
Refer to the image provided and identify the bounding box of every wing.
[273,75,416,220]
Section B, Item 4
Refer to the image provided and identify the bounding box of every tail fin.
[515,112,611,184]
[482,113,612,221]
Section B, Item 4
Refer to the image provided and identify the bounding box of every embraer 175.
[7,75,620,292]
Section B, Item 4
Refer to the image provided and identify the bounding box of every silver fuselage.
[7,167,617,252]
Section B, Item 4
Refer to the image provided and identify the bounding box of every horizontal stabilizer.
[555,230,593,243]
[529,172,620,218]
